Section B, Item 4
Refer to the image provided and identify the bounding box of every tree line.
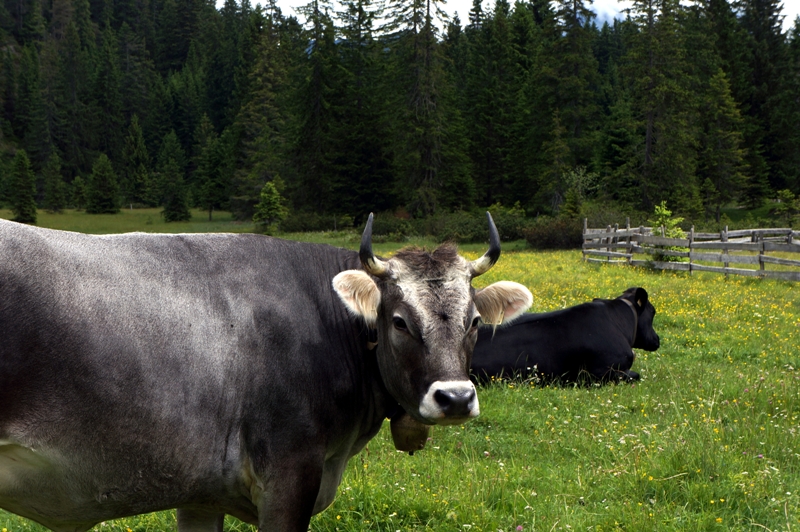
[0,0,798,227]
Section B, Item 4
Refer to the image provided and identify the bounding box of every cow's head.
[333,213,532,425]
[619,287,660,351]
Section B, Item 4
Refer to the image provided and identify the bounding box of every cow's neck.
[620,299,638,345]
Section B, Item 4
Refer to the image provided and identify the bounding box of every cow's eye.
[470,316,481,329]
[393,317,408,331]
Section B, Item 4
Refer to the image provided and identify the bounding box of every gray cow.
[0,214,532,532]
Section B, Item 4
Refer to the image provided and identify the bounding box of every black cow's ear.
[635,287,649,308]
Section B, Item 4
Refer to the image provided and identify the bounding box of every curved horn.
[360,213,389,276]
[470,212,501,277]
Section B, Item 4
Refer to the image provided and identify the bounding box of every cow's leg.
[177,509,224,532]
[256,459,323,532]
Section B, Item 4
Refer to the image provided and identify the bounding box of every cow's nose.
[433,388,476,417]
[419,381,480,423]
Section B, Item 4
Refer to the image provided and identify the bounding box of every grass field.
[1,213,798,531]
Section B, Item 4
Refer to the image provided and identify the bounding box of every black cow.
[471,287,660,383]
[0,214,532,532]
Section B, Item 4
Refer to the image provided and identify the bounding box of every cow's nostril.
[434,388,475,417]
[434,389,452,408]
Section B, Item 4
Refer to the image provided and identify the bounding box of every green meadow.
[1,212,798,531]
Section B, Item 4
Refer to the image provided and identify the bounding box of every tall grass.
[0,222,797,531]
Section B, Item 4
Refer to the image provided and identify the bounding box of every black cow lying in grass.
[471,287,660,384]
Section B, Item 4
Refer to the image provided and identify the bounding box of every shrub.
[371,214,415,239]
[486,202,531,241]
[522,216,583,249]
[647,201,687,262]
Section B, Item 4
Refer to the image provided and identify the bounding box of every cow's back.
[0,221,370,530]
[472,301,633,381]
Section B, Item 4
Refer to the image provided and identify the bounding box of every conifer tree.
[120,115,152,206]
[93,26,124,165]
[160,158,191,221]
[739,0,788,190]
[550,0,601,166]
[697,69,747,222]
[1,51,17,134]
[231,14,286,219]
[17,44,52,169]
[622,0,700,216]
[86,153,120,213]
[253,180,288,231]
[291,0,338,215]
[42,152,67,213]
[540,110,571,213]
[71,175,87,210]
[193,115,230,220]
[328,0,402,215]
[465,0,517,207]
[155,130,188,211]
[56,21,92,179]
[118,22,157,123]
[9,149,38,224]
[384,0,457,216]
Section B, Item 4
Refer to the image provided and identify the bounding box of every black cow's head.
[333,213,532,425]
[619,287,660,351]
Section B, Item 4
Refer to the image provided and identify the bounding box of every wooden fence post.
[626,217,632,265]
[612,223,619,263]
[722,225,729,275]
[582,218,588,262]
[689,225,694,276]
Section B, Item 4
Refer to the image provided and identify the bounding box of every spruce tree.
[193,115,230,220]
[232,16,287,220]
[291,0,338,216]
[17,44,52,170]
[9,150,38,224]
[384,0,457,216]
[160,158,191,221]
[155,130,187,205]
[697,69,747,222]
[155,130,190,221]
[42,152,68,213]
[253,180,288,231]
[120,115,152,206]
[622,0,701,216]
[56,22,92,179]
[550,0,601,166]
[1,50,17,137]
[71,175,88,210]
[93,26,124,165]
[465,0,517,207]
[86,153,121,214]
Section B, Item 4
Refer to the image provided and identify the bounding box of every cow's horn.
[360,213,389,276]
[470,212,501,277]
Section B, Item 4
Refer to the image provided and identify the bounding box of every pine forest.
[0,0,798,233]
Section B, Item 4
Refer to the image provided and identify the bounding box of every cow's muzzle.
[418,381,480,425]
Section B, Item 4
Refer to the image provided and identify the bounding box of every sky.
[264,0,799,33]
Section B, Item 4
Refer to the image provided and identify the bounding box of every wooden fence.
[582,218,800,281]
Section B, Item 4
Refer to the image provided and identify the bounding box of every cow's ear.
[474,281,533,326]
[635,287,649,309]
[333,270,381,326]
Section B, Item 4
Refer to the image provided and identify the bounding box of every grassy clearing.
[0,224,797,531]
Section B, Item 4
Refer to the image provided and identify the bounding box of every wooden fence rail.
[582,218,800,281]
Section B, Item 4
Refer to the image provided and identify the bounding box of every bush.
[423,212,487,243]
[486,202,531,241]
[370,214,415,239]
[522,216,583,249]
